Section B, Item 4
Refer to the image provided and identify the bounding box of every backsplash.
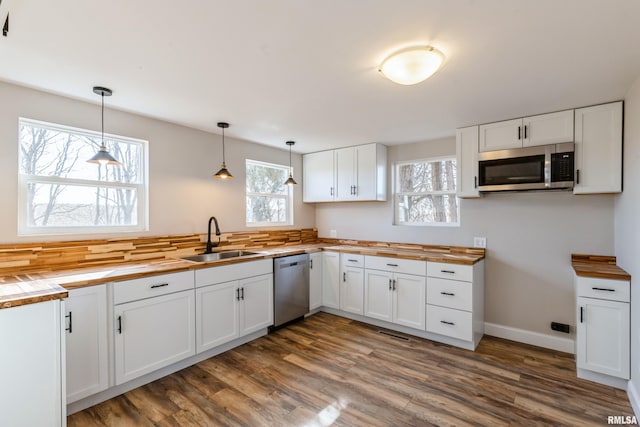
[318,237,485,256]
[0,228,318,274]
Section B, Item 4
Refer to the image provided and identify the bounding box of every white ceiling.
[1,0,640,153]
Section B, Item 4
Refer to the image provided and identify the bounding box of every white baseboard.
[484,322,574,354]
[628,380,640,418]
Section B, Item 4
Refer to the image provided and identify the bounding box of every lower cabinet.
[309,252,323,310]
[239,274,274,336]
[65,285,109,403]
[340,254,364,315]
[196,281,239,352]
[322,251,340,308]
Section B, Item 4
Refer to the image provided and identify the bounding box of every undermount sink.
[180,250,260,263]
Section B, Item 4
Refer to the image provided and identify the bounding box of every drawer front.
[575,276,630,302]
[341,253,365,269]
[426,305,473,342]
[365,255,426,276]
[114,271,194,304]
[427,277,472,311]
[427,262,473,282]
[195,259,272,287]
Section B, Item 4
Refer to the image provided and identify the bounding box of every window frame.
[393,155,460,227]
[245,159,293,227]
[17,117,149,236]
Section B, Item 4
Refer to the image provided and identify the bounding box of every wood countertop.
[0,242,483,309]
[571,254,631,281]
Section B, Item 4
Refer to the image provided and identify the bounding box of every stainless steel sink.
[180,250,260,263]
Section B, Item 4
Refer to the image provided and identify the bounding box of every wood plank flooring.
[68,312,634,426]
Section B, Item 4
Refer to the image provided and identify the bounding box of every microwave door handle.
[544,147,551,187]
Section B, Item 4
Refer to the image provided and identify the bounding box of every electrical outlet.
[473,237,487,248]
[329,229,337,238]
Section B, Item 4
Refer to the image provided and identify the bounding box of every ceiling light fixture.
[284,141,297,186]
[213,122,233,179]
[378,46,445,85]
[87,86,121,166]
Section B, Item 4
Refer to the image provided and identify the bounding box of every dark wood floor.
[69,312,634,426]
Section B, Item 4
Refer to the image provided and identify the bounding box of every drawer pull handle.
[150,283,169,289]
[591,287,615,292]
[580,306,584,323]
[236,288,240,301]
[440,320,455,326]
[241,287,245,300]
[65,311,73,333]
[117,315,122,334]
[388,279,392,290]
[348,259,359,263]
[440,292,455,296]
[392,279,397,291]
[343,272,346,282]
[310,259,313,269]
[441,270,455,274]
[386,263,399,267]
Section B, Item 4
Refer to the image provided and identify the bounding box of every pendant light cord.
[222,126,226,163]
[101,92,105,149]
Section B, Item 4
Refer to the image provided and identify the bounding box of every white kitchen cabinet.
[303,143,387,202]
[574,101,623,194]
[456,125,480,198]
[195,260,273,353]
[340,254,365,315]
[309,252,323,310]
[426,260,484,349]
[575,275,630,387]
[0,300,65,427]
[479,110,573,152]
[113,271,196,385]
[303,150,335,202]
[364,256,426,330]
[322,251,340,308]
[65,285,109,403]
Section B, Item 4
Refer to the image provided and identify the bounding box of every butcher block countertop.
[0,242,483,309]
[571,254,631,281]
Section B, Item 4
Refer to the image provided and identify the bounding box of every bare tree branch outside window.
[246,160,292,226]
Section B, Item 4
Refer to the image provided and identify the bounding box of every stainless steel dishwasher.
[273,253,309,328]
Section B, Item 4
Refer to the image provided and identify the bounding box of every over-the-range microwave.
[478,142,575,192]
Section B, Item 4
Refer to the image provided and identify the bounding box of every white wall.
[316,137,616,339]
[0,81,315,243]
[615,74,640,407]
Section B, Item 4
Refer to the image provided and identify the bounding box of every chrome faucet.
[205,216,221,254]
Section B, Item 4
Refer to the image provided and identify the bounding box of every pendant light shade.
[284,141,297,186]
[214,122,233,179]
[378,46,445,85]
[87,86,121,166]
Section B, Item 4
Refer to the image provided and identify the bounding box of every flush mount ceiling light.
[87,86,121,166]
[284,141,297,186]
[213,122,233,179]
[378,46,445,85]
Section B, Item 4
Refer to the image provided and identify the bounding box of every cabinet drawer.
[114,271,194,304]
[427,262,473,282]
[341,253,365,269]
[575,276,630,302]
[365,255,426,276]
[195,259,272,287]
[427,277,472,311]
[426,305,472,342]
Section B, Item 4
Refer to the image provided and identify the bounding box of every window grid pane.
[245,159,292,226]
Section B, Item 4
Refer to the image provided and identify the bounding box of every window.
[394,157,459,226]
[245,159,292,226]
[18,118,148,235]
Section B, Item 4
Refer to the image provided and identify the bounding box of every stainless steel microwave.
[478,142,575,192]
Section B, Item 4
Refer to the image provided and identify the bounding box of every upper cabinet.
[479,109,574,152]
[574,101,623,194]
[456,126,480,198]
[303,143,387,203]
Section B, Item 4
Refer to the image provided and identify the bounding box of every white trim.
[628,380,640,419]
[484,322,575,354]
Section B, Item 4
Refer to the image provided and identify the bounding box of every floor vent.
[377,330,411,341]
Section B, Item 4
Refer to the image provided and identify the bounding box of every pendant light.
[213,122,233,179]
[87,86,121,166]
[284,141,297,186]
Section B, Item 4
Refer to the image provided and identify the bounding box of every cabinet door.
[303,150,335,202]
[239,274,274,336]
[114,290,196,385]
[393,273,426,330]
[354,144,377,200]
[340,266,364,315]
[479,118,523,152]
[523,110,574,147]
[196,281,239,353]
[335,146,356,200]
[364,269,393,322]
[309,252,323,310]
[576,296,629,379]
[65,285,109,403]
[574,102,623,194]
[322,251,340,308]
[456,126,480,198]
